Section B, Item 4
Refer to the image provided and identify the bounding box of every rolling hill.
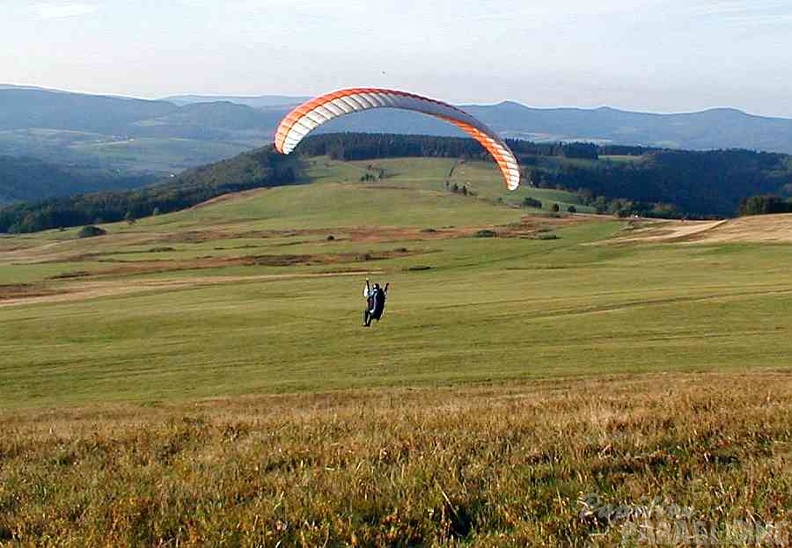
[4,132,792,233]
[3,155,792,403]
[5,84,792,172]
[4,84,792,216]
[0,86,271,176]
[0,155,158,203]
[2,156,792,544]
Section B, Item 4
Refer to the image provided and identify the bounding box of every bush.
[77,225,106,238]
[474,229,497,238]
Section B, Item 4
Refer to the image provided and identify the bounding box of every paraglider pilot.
[363,278,389,327]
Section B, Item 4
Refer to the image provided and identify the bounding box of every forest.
[0,148,295,233]
[305,133,792,217]
[1,133,791,233]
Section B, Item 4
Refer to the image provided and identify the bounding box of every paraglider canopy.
[273,87,521,190]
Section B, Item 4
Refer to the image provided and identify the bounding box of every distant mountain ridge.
[4,84,792,205]
[464,103,792,152]
[163,94,311,108]
[4,84,792,156]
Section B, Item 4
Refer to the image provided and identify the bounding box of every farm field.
[1,157,792,544]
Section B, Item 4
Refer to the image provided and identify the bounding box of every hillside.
[128,102,283,139]
[306,102,792,154]
[298,134,792,217]
[0,87,270,176]
[0,88,175,133]
[2,158,792,544]
[0,147,297,233]
[0,155,158,203]
[4,85,792,213]
[467,103,792,152]
[6,85,792,178]
[3,133,792,232]
[2,156,792,400]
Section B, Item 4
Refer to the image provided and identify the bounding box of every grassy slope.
[2,156,792,544]
[2,157,792,408]
[2,373,790,545]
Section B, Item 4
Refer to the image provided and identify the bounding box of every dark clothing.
[370,288,386,320]
[363,281,389,326]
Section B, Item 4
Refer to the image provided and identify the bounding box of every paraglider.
[363,279,389,327]
[273,87,521,190]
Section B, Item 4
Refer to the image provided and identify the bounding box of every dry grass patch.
[0,283,61,301]
[39,249,420,278]
[1,371,791,545]
[609,214,792,245]
[0,270,375,308]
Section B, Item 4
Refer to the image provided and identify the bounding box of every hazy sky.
[3,0,792,116]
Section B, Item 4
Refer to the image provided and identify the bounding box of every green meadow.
[2,158,791,408]
[1,157,791,544]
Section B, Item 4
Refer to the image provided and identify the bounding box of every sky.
[3,0,792,117]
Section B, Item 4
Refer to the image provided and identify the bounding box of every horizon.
[3,81,791,121]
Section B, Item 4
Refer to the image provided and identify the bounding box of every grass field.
[1,157,791,544]
[3,373,790,545]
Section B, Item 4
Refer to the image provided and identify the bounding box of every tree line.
[301,134,792,218]
[3,133,792,232]
[738,195,792,216]
[297,133,495,162]
[526,148,791,218]
[0,155,158,203]
[0,148,295,233]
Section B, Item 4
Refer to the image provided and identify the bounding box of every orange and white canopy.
[273,88,521,190]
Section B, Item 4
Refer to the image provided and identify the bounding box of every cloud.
[33,2,98,19]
